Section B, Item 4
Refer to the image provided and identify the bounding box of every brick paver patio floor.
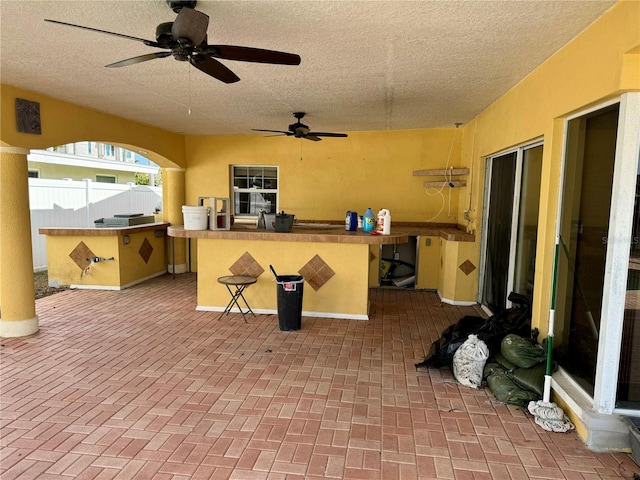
[1,273,638,479]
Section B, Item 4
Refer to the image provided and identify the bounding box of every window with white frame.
[232,165,278,217]
[103,144,115,159]
[28,170,39,178]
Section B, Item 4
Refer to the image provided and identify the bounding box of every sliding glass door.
[556,93,640,413]
[556,104,618,395]
[480,143,543,313]
[618,172,640,408]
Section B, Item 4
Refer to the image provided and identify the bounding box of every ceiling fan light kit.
[44,0,301,84]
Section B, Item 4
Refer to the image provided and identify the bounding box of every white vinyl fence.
[29,178,162,271]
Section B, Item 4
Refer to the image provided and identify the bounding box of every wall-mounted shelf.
[423,180,467,188]
[413,168,469,176]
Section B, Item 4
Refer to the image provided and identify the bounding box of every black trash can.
[275,275,304,331]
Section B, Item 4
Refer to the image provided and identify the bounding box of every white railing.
[29,178,162,271]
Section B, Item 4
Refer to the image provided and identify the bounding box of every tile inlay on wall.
[139,237,153,264]
[69,241,95,271]
[459,259,477,276]
[299,254,335,291]
[229,251,265,277]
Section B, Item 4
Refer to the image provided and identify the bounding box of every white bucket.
[182,205,209,230]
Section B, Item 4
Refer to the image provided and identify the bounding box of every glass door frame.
[478,139,543,314]
[558,93,640,415]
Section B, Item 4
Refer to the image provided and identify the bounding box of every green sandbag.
[507,363,546,396]
[501,334,546,369]
[486,370,540,407]
[483,360,504,378]
[493,352,518,372]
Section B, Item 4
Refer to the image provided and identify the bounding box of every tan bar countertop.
[168,224,407,244]
[39,222,170,236]
[167,221,474,244]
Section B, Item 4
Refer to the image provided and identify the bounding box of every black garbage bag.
[415,315,486,368]
[415,292,532,369]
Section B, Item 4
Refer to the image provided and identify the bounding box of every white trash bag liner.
[453,334,490,389]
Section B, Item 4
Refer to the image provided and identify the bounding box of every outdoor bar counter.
[168,222,474,320]
[169,224,408,320]
[39,222,169,290]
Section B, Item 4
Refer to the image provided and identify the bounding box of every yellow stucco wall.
[197,239,370,317]
[437,238,478,303]
[183,128,466,224]
[416,236,440,290]
[46,236,120,287]
[117,231,167,286]
[461,0,640,333]
[44,230,167,288]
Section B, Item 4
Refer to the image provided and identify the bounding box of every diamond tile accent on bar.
[69,241,95,270]
[229,251,264,277]
[139,237,153,264]
[299,254,335,291]
[459,259,476,276]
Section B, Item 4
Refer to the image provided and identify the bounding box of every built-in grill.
[94,213,156,228]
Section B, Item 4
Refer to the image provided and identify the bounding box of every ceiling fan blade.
[171,7,209,45]
[304,136,322,142]
[252,129,291,135]
[106,52,172,68]
[189,55,239,83]
[309,132,349,138]
[207,45,301,65]
[44,19,163,48]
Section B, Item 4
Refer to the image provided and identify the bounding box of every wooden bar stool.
[217,275,257,323]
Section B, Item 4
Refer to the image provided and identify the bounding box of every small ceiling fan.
[252,112,348,141]
[45,0,301,84]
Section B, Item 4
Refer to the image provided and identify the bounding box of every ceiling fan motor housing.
[166,1,197,13]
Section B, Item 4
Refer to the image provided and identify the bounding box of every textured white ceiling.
[0,0,615,136]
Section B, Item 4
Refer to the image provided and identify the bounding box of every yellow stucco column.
[0,148,38,337]
[163,167,187,273]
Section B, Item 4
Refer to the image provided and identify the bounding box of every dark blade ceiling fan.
[252,112,348,141]
[44,0,301,84]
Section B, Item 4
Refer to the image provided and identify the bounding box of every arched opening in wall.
[27,140,167,271]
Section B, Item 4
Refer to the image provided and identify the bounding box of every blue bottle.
[362,208,375,232]
[345,211,358,231]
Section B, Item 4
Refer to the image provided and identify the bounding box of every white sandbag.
[453,334,490,389]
